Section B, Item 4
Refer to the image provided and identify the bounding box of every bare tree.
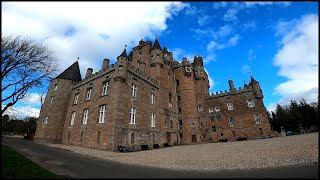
[1,35,58,116]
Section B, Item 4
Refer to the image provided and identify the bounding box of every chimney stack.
[85,68,93,79]
[102,58,110,71]
[228,79,235,92]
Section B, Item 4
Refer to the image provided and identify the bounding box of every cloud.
[204,68,215,92]
[4,106,40,119]
[22,93,43,106]
[248,49,256,61]
[170,48,194,62]
[197,15,210,26]
[242,64,252,74]
[273,14,318,106]
[2,2,187,77]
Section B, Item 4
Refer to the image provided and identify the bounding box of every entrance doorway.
[191,134,197,143]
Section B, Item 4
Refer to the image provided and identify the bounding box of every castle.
[35,38,272,151]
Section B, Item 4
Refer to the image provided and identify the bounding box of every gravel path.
[42,133,318,172]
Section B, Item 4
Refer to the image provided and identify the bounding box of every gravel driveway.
[42,133,318,172]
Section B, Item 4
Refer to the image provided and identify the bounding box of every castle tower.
[249,76,263,99]
[35,61,82,143]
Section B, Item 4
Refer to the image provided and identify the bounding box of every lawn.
[1,144,59,178]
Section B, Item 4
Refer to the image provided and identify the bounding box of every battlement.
[209,84,253,98]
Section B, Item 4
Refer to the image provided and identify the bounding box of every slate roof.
[55,61,82,82]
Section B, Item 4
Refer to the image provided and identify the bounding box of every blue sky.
[2,2,318,118]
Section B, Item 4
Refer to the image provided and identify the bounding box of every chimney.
[228,79,235,92]
[85,68,93,79]
[102,58,110,71]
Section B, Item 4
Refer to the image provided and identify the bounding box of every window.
[68,132,71,141]
[86,88,92,100]
[151,93,155,104]
[170,120,173,128]
[199,122,203,128]
[151,113,156,128]
[212,126,216,132]
[53,84,58,91]
[214,114,221,120]
[176,80,180,86]
[247,99,255,107]
[131,133,135,144]
[215,107,220,112]
[132,84,137,98]
[228,117,235,127]
[168,93,172,107]
[177,96,181,101]
[97,131,101,143]
[50,96,54,104]
[44,117,48,124]
[83,109,89,125]
[70,112,76,125]
[227,103,233,110]
[221,133,223,136]
[81,131,83,142]
[74,94,79,104]
[178,108,182,115]
[102,81,109,95]
[197,105,203,111]
[130,107,136,124]
[99,105,106,123]
[208,107,214,113]
[254,113,261,124]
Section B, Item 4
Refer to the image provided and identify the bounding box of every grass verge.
[1,144,60,178]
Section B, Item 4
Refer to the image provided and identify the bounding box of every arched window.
[81,131,83,142]
[97,131,101,143]
[131,133,135,144]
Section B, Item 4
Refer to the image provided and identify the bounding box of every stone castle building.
[35,38,272,151]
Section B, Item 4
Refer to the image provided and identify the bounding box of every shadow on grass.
[1,144,63,178]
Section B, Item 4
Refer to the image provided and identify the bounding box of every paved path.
[2,137,319,178]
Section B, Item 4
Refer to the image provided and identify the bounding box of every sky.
[1,1,318,118]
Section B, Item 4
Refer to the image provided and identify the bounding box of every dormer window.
[215,107,220,112]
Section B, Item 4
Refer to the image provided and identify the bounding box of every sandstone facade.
[34,38,272,151]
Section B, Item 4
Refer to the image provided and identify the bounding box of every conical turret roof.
[55,61,82,82]
[250,76,259,84]
[152,37,162,50]
[119,47,127,57]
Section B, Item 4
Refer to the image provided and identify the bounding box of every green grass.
[1,145,60,178]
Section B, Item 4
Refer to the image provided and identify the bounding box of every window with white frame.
[99,105,106,123]
[102,81,109,95]
[151,113,156,127]
[83,109,88,125]
[151,93,155,104]
[132,84,137,98]
[53,84,58,91]
[254,113,261,124]
[130,107,136,124]
[74,94,79,104]
[44,117,48,124]
[70,112,76,125]
[197,105,203,111]
[215,107,220,112]
[86,88,92,100]
[247,99,255,107]
[50,96,54,104]
[227,103,233,110]
[228,117,235,127]
[209,107,214,113]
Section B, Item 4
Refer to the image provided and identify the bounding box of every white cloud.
[273,14,318,106]
[197,15,210,26]
[2,2,187,77]
[242,64,252,74]
[204,68,215,92]
[248,49,256,61]
[4,106,40,119]
[22,93,43,104]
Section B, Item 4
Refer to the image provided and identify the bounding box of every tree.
[1,35,58,116]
